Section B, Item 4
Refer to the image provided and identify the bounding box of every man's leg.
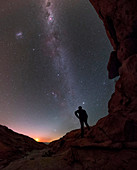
[85,119,90,130]
[80,120,84,138]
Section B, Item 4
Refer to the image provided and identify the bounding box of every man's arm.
[75,110,79,119]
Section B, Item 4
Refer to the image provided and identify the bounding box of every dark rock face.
[89,0,137,51]
[124,119,137,142]
[107,51,121,79]
[88,0,137,143]
[0,125,46,169]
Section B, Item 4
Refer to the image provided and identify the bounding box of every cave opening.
[0,0,120,140]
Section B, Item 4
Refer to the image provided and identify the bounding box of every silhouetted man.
[75,106,90,138]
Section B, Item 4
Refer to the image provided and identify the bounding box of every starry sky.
[0,0,115,142]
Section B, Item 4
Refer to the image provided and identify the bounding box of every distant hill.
[0,125,47,169]
[44,142,49,145]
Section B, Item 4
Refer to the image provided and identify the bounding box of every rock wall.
[89,0,137,142]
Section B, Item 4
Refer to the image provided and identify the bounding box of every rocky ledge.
[2,126,137,170]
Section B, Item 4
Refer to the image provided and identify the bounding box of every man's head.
[78,106,82,110]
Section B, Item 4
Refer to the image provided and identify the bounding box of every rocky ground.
[3,146,137,170]
[1,126,137,170]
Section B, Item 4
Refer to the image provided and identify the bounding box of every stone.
[107,51,121,79]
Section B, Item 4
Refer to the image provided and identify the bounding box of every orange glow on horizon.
[6,125,61,143]
[35,138,39,142]
[33,136,61,143]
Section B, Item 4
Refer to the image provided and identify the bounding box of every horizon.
[0,123,77,143]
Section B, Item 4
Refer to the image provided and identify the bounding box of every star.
[51,91,58,98]
[49,17,53,21]
[16,32,23,39]
[103,81,106,85]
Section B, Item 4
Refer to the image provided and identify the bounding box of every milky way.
[0,0,115,141]
[42,1,79,108]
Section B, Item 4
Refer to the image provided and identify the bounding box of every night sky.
[0,0,115,142]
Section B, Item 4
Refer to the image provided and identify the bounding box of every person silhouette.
[75,106,90,138]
